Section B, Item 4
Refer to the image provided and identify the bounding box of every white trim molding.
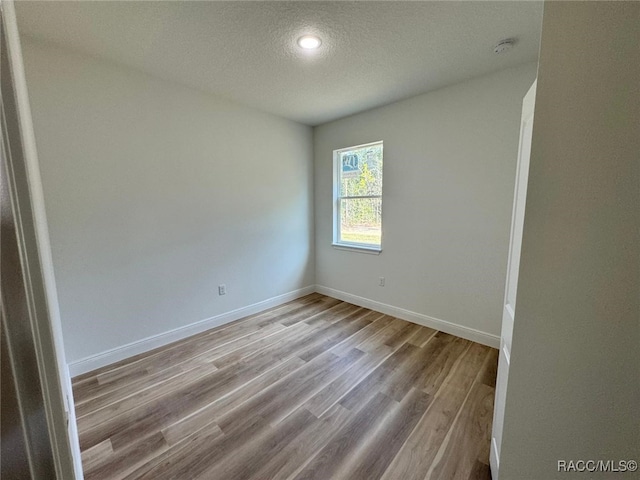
[315,285,500,349]
[69,283,499,377]
[68,285,316,377]
[490,437,500,479]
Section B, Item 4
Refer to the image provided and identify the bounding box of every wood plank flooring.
[72,293,497,480]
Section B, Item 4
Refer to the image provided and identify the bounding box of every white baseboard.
[68,285,316,377]
[315,285,500,349]
[69,284,499,377]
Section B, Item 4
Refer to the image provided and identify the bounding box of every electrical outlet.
[379,276,385,287]
[218,284,226,295]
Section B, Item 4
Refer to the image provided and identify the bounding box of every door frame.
[1,1,82,477]
[490,80,537,479]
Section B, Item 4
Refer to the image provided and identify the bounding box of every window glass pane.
[340,197,382,246]
[339,144,383,197]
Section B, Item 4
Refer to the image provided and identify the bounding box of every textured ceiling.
[15,1,543,126]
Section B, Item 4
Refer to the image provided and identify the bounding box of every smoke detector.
[494,39,516,54]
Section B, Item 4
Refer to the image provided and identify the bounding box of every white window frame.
[332,141,383,253]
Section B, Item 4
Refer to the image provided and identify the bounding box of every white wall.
[22,37,539,370]
[500,2,640,480]
[314,63,537,343]
[499,3,639,479]
[21,39,315,365]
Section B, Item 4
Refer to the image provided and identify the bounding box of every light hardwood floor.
[73,293,497,480]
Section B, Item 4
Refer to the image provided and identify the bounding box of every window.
[333,141,383,251]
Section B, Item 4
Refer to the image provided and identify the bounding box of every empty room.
[1,1,637,480]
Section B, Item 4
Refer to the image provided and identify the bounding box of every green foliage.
[339,144,383,245]
[340,229,382,245]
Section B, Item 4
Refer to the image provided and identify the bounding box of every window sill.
[332,243,382,255]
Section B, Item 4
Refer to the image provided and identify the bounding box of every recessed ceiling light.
[297,35,322,50]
